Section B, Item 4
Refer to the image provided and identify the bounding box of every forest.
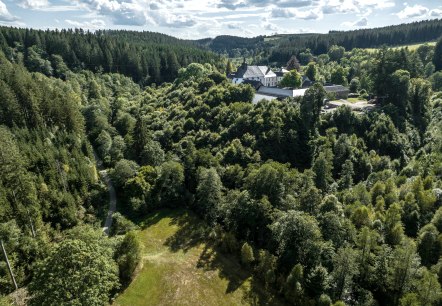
[198,19,442,64]
[0,27,221,85]
[1,23,442,305]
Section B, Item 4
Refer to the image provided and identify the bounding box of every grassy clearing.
[264,36,282,42]
[113,209,284,306]
[364,41,436,53]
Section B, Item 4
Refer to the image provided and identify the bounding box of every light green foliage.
[29,239,119,306]
[240,242,255,266]
[111,212,138,236]
[279,69,302,88]
[112,159,139,188]
[140,139,165,167]
[331,66,348,86]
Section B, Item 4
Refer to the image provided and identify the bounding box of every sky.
[0,0,441,39]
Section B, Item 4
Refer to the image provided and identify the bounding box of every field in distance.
[364,41,436,52]
[113,209,284,306]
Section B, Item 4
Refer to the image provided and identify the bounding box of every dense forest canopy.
[1,18,441,88]
[0,27,221,85]
[1,19,442,306]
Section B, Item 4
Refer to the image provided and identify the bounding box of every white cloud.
[341,17,368,28]
[264,22,279,32]
[321,0,394,15]
[18,0,49,9]
[227,22,243,29]
[76,0,199,27]
[271,8,295,18]
[218,0,317,10]
[0,0,18,22]
[430,8,442,18]
[66,18,106,29]
[396,4,429,19]
[271,7,322,20]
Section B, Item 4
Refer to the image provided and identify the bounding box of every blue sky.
[0,0,441,39]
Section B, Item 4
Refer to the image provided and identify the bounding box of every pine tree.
[433,36,442,71]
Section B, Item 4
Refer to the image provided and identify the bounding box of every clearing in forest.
[113,209,283,306]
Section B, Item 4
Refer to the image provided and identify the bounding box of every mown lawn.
[113,209,284,306]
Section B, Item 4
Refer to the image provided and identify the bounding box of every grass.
[364,41,436,53]
[264,36,282,42]
[347,97,364,103]
[113,209,284,306]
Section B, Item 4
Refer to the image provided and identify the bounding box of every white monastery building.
[229,62,278,87]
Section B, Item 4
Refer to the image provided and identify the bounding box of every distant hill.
[195,19,442,64]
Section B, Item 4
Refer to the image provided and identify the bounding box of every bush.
[220,232,239,254]
[318,294,332,306]
[110,213,138,236]
[240,242,255,267]
[349,78,360,93]
[116,232,142,286]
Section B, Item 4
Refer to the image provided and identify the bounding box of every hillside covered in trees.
[1,20,442,305]
[0,27,221,85]
[198,19,442,64]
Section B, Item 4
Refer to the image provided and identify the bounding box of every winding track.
[94,152,117,236]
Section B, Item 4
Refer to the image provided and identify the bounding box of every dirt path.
[94,152,117,236]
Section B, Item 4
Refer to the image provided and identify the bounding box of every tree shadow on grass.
[197,243,285,306]
[164,211,207,253]
[139,208,186,229]
[163,211,287,306]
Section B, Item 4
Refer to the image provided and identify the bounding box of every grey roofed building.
[234,64,277,79]
[253,84,350,103]
[242,79,264,90]
[258,86,307,98]
[324,85,350,99]
[229,62,278,87]
[302,76,313,88]
[275,68,289,77]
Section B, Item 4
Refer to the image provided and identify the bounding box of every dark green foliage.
[328,45,345,62]
[1,21,442,305]
[116,231,142,286]
[271,211,322,269]
[0,27,221,85]
[286,55,301,71]
[433,37,442,71]
[195,168,223,222]
[305,62,318,81]
[349,78,360,93]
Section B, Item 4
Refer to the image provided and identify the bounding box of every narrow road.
[94,152,117,236]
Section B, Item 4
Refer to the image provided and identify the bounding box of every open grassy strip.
[364,41,436,53]
[114,209,284,306]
